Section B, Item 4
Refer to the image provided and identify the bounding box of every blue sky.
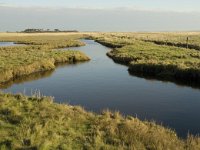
[0,0,200,31]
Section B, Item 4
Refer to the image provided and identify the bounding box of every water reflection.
[128,72,200,90]
[1,61,88,89]
[0,70,54,89]
[0,42,19,47]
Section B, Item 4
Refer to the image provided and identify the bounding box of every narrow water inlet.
[1,39,200,138]
[0,42,18,47]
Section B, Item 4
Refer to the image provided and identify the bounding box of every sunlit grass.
[1,32,200,149]
[91,32,200,83]
[0,33,90,84]
[0,93,199,150]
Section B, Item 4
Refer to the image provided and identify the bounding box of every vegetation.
[0,93,199,150]
[21,29,79,33]
[90,32,200,50]
[0,33,90,84]
[1,32,200,149]
[135,32,200,50]
[90,32,200,84]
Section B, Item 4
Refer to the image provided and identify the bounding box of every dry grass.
[0,32,200,149]
[91,32,200,84]
[0,93,199,150]
[0,33,90,84]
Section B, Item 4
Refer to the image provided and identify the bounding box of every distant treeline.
[21,29,79,33]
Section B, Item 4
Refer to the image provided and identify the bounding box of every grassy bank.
[0,33,90,84]
[0,93,199,150]
[91,33,200,84]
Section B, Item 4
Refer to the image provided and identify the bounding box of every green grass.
[91,33,200,84]
[0,34,90,84]
[0,93,199,150]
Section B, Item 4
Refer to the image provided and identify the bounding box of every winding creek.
[1,40,200,138]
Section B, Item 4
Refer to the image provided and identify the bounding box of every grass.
[0,93,199,150]
[0,33,90,84]
[90,33,200,84]
[1,32,200,149]
[89,32,200,50]
[135,32,200,50]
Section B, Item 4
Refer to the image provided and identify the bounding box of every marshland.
[0,33,90,84]
[92,32,200,84]
[0,32,200,149]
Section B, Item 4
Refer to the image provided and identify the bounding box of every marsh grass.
[91,33,200,84]
[0,93,199,150]
[1,32,200,149]
[91,32,200,50]
[0,33,90,84]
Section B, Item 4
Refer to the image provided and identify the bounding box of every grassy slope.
[91,33,200,83]
[0,33,90,84]
[0,93,199,150]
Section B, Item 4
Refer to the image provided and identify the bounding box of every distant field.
[90,32,200,49]
[0,32,87,37]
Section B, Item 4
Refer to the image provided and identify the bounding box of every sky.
[0,0,200,31]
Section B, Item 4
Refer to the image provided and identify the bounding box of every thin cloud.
[0,4,200,14]
[1,6,200,32]
[0,2,21,8]
[0,0,199,14]
[0,2,6,6]
[1,0,200,12]
[110,6,200,13]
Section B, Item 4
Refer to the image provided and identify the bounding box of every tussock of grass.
[0,93,199,150]
[0,34,90,84]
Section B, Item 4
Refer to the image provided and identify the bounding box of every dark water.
[0,42,18,47]
[1,40,200,138]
